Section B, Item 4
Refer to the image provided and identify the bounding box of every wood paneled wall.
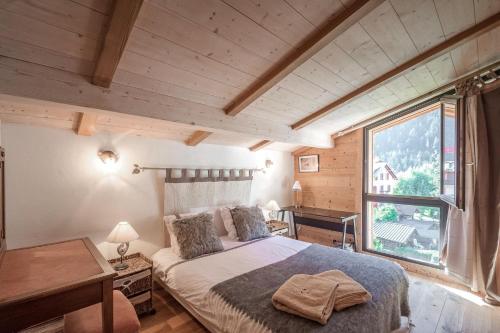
[293,129,363,249]
[292,127,469,285]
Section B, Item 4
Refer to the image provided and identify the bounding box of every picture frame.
[298,154,319,173]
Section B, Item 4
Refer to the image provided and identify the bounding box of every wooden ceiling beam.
[223,0,384,116]
[0,58,333,148]
[249,140,273,152]
[92,0,143,88]
[76,112,97,136]
[291,12,500,130]
[185,130,212,146]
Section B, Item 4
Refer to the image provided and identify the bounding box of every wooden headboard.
[0,148,5,264]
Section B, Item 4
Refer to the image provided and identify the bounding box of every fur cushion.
[189,207,227,237]
[170,213,224,259]
[230,206,270,241]
[164,213,196,255]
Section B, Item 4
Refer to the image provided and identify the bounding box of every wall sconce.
[98,150,119,165]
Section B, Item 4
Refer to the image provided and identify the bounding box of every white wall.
[3,124,293,258]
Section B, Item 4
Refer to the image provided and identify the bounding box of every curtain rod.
[333,59,500,138]
[132,164,264,175]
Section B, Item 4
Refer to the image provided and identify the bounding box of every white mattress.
[152,236,310,332]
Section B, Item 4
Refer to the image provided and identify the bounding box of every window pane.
[370,107,441,197]
[366,201,440,265]
[442,102,456,202]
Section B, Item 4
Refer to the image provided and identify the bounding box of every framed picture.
[298,154,319,173]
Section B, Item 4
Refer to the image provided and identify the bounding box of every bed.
[154,170,409,332]
[152,235,410,333]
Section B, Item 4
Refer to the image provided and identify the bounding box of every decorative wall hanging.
[298,155,319,173]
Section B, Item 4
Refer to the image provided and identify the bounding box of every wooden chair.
[64,290,140,333]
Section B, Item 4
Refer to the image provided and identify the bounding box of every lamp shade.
[265,200,280,211]
[106,221,139,243]
[292,180,302,191]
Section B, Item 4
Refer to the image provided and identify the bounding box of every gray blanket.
[211,244,410,333]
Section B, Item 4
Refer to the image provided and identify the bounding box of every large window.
[363,96,463,266]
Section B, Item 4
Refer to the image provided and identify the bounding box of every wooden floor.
[407,274,500,333]
[140,273,500,333]
[139,287,206,333]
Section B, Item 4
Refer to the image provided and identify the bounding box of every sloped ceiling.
[0,0,499,151]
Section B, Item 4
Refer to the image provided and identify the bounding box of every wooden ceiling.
[0,0,499,151]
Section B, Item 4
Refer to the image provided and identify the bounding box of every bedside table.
[108,253,155,316]
[267,220,289,237]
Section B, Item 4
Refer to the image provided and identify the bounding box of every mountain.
[373,108,441,173]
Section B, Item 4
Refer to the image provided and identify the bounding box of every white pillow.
[220,207,238,240]
[189,206,227,237]
[188,207,211,214]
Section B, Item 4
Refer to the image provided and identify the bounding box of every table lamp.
[265,200,281,220]
[106,221,139,271]
[292,180,302,208]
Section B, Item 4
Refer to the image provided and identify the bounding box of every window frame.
[440,96,466,209]
[362,94,456,268]
[362,194,448,268]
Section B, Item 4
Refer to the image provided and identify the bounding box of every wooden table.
[0,238,116,332]
[279,206,359,251]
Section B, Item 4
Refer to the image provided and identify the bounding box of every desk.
[280,206,359,251]
[0,238,116,333]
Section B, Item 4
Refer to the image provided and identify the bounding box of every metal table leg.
[292,213,299,240]
[342,219,347,249]
[352,217,357,252]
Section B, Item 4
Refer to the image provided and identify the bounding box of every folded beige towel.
[316,270,372,311]
[272,274,339,325]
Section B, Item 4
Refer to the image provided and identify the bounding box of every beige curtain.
[441,92,480,289]
[441,80,500,305]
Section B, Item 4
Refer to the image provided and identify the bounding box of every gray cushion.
[230,206,270,241]
[171,213,224,259]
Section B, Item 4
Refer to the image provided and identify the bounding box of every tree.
[373,238,383,251]
[394,171,438,197]
[375,205,398,222]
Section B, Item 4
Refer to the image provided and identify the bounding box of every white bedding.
[152,236,310,332]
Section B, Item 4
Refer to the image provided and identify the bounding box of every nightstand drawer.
[130,290,151,305]
[114,269,151,297]
[130,291,152,316]
[108,253,155,316]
